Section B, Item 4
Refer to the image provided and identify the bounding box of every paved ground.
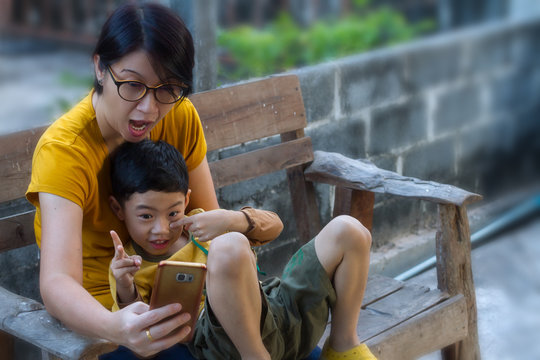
[414,207,540,359]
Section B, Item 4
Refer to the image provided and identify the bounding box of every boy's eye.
[140,214,153,220]
[169,211,179,217]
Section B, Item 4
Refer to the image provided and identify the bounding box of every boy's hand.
[172,209,248,242]
[110,230,142,300]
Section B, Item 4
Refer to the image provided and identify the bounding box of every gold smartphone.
[149,260,207,342]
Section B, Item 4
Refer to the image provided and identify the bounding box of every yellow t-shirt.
[109,229,210,312]
[26,91,208,309]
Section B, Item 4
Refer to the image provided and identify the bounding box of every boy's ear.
[184,189,191,210]
[109,195,125,220]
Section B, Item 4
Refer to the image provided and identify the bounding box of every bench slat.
[366,294,468,360]
[362,274,403,307]
[209,137,313,189]
[191,75,307,151]
[318,281,449,349]
[0,287,117,360]
[0,126,46,203]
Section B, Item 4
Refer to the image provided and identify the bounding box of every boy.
[109,139,376,359]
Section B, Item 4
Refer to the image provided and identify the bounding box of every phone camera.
[176,273,194,282]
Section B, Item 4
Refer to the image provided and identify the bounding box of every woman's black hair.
[93,3,194,97]
[110,139,190,206]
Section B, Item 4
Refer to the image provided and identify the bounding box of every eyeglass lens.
[118,82,183,104]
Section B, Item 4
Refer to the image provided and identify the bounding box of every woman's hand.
[171,209,248,242]
[110,230,141,303]
[110,302,192,357]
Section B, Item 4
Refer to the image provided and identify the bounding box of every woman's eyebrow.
[120,68,177,83]
[119,68,143,77]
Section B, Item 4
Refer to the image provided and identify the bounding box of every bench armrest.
[0,286,117,359]
[304,150,482,206]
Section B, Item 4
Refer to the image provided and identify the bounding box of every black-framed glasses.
[106,66,187,104]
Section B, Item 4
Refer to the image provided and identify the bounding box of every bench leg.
[436,204,481,360]
[286,166,321,243]
[0,331,14,359]
[333,188,374,233]
[41,350,63,360]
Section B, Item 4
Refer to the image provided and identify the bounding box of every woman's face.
[93,49,177,145]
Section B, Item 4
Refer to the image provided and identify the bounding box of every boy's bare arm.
[173,208,283,245]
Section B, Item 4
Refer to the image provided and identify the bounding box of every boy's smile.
[112,190,191,257]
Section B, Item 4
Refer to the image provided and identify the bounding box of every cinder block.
[296,64,337,123]
[402,138,456,183]
[509,22,540,70]
[434,83,481,133]
[490,68,540,117]
[466,31,512,75]
[307,116,367,159]
[338,55,406,114]
[369,154,399,174]
[404,40,462,90]
[369,98,428,155]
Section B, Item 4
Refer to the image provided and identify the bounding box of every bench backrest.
[0,75,318,253]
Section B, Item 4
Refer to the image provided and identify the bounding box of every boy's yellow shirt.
[109,209,210,312]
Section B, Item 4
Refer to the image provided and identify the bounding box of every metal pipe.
[394,194,540,281]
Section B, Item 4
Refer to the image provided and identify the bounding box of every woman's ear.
[109,195,125,221]
[93,54,105,85]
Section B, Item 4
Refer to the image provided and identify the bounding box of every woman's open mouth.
[129,120,151,137]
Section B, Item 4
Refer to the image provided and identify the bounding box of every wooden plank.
[191,75,307,151]
[362,274,403,307]
[436,205,480,360]
[305,151,483,206]
[0,331,14,360]
[358,283,449,342]
[366,295,468,360]
[318,282,449,348]
[0,287,117,360]
[209,137,313,189]
[0,211,36,252]
[0,126,46,203]
[333,187,375,233]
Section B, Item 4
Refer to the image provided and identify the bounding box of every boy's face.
[111,190,190,257]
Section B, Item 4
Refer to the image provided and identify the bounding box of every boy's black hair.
[93,2,194,97]
[110,139,189,205]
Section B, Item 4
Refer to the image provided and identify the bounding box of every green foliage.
[217,7,434,82]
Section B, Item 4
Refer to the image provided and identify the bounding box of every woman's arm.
[38,193,191,357]
[186,157,219,212]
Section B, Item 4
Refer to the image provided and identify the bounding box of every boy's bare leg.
[314,215,372,351]
[206,233,271,360]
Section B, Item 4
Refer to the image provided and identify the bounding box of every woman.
[26,3,217,357]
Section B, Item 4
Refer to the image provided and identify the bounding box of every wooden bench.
[0,74,482,359]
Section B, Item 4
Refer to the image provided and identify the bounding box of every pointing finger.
[110,230,126,260]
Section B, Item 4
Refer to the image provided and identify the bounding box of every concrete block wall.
[216,16,540,276]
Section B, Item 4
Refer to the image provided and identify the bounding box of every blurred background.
[1,0,540,359]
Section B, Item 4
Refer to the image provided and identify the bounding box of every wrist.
[117,282,137,304]
[228,209,250,233]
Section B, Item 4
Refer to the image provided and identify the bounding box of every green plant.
[217,6,433,82]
